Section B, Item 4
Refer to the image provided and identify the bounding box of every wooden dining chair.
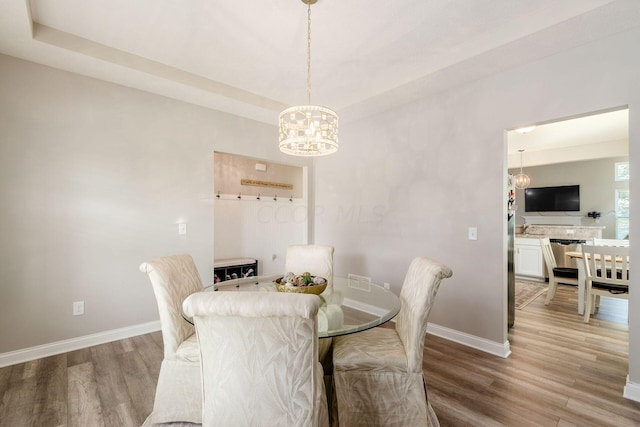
[182,291,329,427]
[540,238,579,305]
[592,238,630,247]
[582,244,630,323]
[332,257,452,427]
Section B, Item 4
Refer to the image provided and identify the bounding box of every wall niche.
[213,152,308,275]
[214,151,303,200]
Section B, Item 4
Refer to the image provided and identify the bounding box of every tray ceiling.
[0,0,638,127]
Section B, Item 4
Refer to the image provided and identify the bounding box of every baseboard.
[343,297,390,317]
[1,314,510,368]
[427,322,511,358]
[623,376,640,402]
[344,299,509,357]
[0,320,161,368]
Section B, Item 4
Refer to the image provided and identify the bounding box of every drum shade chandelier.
[279,0,339,157]
[514,149,531,189]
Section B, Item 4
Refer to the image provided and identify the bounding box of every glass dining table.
[183,274,401,338]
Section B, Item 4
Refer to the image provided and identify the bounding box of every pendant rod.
[306,1,311,105]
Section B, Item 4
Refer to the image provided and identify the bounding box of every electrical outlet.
[383,282,390,290]
[73,301,84,316]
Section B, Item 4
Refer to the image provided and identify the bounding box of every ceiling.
[508,108,629,168]
[0,0,639,131]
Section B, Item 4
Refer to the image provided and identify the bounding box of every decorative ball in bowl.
[275,272,327,295]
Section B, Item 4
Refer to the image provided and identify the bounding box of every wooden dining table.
[565,251,629,315]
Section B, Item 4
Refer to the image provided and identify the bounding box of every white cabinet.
[515,237,546,280]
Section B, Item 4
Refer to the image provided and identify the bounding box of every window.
[614,162,629,239]
[616,189,629,239]
[615,162,629,181]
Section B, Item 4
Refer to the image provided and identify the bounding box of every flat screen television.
[524,185,580,212]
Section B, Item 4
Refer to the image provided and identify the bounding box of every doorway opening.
[505,106,630,339]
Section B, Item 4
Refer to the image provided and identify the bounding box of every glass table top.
[183,274,401,338]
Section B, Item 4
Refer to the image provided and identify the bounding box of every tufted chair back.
[395,257,453,372]
[285,245,334,291]
[139,254,203,360]
[183,291,329,427]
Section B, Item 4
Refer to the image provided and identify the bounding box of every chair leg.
[544,279,557,305]
[584,294,593,323]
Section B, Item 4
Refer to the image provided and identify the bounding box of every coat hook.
[257,193,261,200]
[274,194,277,201]
[237,192,242,200]
[216,191,220,199]
[289,195,293,202]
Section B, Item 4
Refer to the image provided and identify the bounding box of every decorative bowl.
[274,274,327,295]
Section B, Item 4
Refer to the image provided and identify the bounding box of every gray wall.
[314,27,640,383]
[509,156,629,238]
[0,54,310,354]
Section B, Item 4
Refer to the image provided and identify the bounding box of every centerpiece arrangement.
[275,272,327,295]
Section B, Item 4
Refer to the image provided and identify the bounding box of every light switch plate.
[178,223,187,235]
[468,227,478,240]
[73,301,84,316]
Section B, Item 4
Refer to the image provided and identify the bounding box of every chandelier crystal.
[279,0,339,156]
[514,149,530,189]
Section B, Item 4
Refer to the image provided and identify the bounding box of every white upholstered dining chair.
[285,245,335,292]
[332,256,453,427]
[540,237,579,305]
[182,291,329,427]
[582,244,630,323]
[285,244,337,364]
[139,254,203,425]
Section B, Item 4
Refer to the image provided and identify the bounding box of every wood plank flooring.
[425,284,640,426]
[1,284,638,426]
[0,334,163,427]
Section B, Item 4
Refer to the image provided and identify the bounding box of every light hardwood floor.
[1,284,638,426]
[425,284,640,426]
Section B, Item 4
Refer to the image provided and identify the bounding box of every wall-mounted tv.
[524,185,580,212]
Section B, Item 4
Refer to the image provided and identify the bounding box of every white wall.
[0,54,310,354]
[313,27,640,386]
[509,156,629,238]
